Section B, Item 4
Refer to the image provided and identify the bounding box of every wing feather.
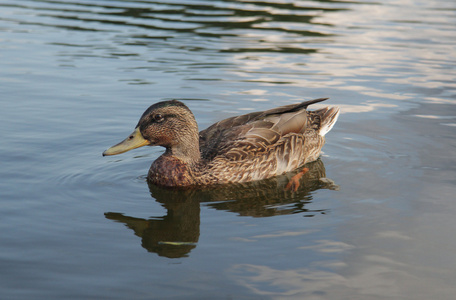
[199,98,335,163]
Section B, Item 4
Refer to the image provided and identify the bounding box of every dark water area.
[1,0,455,299]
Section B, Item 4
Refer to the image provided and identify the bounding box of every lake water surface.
[1,0,456,299]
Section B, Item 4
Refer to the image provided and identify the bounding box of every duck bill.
[103,127,150,156]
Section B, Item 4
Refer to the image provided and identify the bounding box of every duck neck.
[165,133,201,166]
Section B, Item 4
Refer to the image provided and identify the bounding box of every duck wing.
[199,98,334,161]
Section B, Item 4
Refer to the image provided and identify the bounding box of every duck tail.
[317,106,340,136]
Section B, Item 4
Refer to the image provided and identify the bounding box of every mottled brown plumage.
[103,98,340,188]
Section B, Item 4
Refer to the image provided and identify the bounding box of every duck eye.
[153,114,164,123]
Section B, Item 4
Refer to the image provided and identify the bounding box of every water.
[1,0,455,299]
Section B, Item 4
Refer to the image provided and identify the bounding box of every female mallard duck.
[103,98,339,188]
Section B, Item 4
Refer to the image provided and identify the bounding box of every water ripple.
[1,0,337,39]
[4,0,453,105]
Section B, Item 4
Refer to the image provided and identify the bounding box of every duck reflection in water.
[105,159,337,258]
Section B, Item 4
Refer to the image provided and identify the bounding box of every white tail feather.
[319,107,340,136]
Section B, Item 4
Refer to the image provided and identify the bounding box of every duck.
[103,98,340,188]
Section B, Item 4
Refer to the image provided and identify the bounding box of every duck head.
[103,100,200,164]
